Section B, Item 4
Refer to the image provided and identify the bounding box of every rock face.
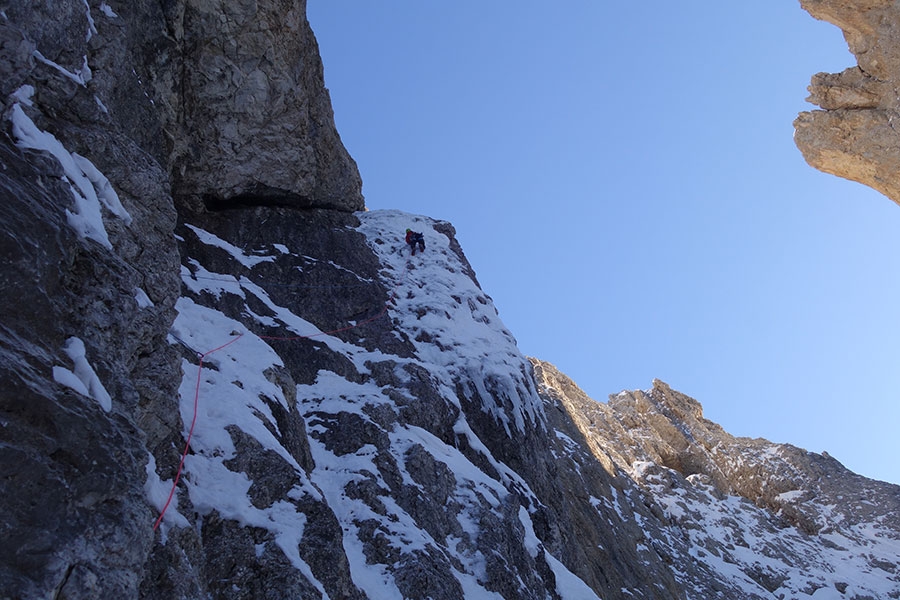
[1,0,362,214]
[172,0,364,211]
[533,361,900,599]
[1,1,358,597]
[2,2,900,600]
[794,0,900,206]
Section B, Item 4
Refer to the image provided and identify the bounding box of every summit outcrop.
[795,0,900,206]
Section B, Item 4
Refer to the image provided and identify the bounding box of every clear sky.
[307,2,900,486]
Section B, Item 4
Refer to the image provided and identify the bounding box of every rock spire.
[795,0,900,206]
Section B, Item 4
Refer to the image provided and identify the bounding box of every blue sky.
[308,2,900,485]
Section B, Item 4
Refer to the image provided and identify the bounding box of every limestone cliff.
[2,2,900,600]
[0,0,363,214]
[533,361,900,598]
[795,0,900,206]
[170,0,363,211]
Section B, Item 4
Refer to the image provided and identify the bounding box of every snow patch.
[169,298,328,589]
[9,104,131,249]
[99,2,118,18]
[52,337,112,411]
[71,153,132,224]
[518,507,600,599]
[134,288,154,308]
[11,85,34,106]
[144,453,189,538]
[33,50,91,86]
[51,365,90,397]
[81,0,97,41]
[171,298,295,465]
[184,224,276,268]
[776,489,806,502]
[181,261,243,299]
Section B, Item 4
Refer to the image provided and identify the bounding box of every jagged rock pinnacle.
[794,0,900,207]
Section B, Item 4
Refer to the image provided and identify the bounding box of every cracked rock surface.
[794,0,900,205]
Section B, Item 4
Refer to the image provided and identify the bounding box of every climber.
[405,228,425,256]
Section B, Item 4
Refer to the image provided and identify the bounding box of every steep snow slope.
[165,208,600,600]
[356,210,544,436]
[164,207,900,600]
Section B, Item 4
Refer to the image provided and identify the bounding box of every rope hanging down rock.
[153,265,408,532]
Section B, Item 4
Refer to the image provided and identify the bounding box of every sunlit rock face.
[533,361,900,599]
[794,0,900,206]
[172,0,364,212]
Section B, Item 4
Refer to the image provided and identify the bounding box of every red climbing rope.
[153,333,243,531]
[153,268,405,532]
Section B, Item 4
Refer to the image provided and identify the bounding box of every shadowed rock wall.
[1,0,362,597]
